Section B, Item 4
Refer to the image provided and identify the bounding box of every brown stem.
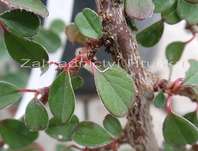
[0,140,4,148]
[192,144,198,151]
[185,33,197,44]
[18,88,40,94]
[18,87,49,104]
[67,132,127,151]
[166,95,173,113]
[95,0,159,151]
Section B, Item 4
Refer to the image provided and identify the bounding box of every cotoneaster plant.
[0,0,197,151]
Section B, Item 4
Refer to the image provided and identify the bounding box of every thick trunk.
[95,0,159,151]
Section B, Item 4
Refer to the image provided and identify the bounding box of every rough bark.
[95,0,159,151]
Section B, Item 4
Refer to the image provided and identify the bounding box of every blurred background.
[0,0,197,150]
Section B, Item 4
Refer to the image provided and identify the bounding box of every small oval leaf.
[162,3,182,25]
[136,21,164,47]
[0,9,40,37]
[0,119,38,149]
[75,8,103,39]
[46,115,79,141]
[164,143,176,151]
[4,31,49,67]
[184,60,198,85]
[154,91,166,108]
[153,0,176,13]
[177,0,198,24]
[0,81,21,109]
[2,70,29,88]
[25,100,49,131]
[49,71,75,123]
[94,66,135,117]
[0,35,8,59]
[33,28,61,53]
[65,23,88,45]
[72,121,112,147]
[103,114,122,137]
[125,0,154,20]
[6,0,49,17]
[163,113,198,145]
[165,41,186,65]
[50,19,65,34]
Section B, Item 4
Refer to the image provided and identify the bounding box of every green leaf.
[126,17,138,31]
[65,23,88,45]
[136,21,164,47]
[71,75,84,90]
[154,91,166,108]
[7,0,49,17]
[25,100,49,131]
[0,81,21,109]
[72,121,112,147]
[164,143,176,151]
[184,111,198,127]
[184,60,198,85]
[125,0,154,19]
[0,35,8,59]
[0,10,40,37]
[46,115,79,141]
[33,28,61,53]
[50,19,65,34]
[4,31,49,67]
[153,0,176,13]
[94,66,135,117]
[163,113,198,145]
[0,119,38,149]
[49,71,75,123]
[162,3,182,25]
[165,41,186,65]
[103,114,122,137]
[2,70,29,88]
[177,0,198,24]
[75,8,103,39]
